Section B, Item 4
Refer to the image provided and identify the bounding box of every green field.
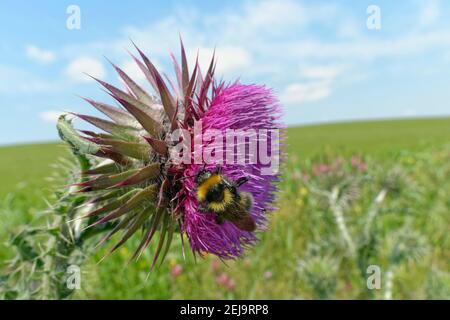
[1,117,449,299]
[287,117,450,158]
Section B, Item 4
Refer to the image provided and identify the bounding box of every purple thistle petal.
[180,83,284,259]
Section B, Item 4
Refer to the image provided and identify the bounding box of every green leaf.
[131,207,164,261]
[143,136,168,155]
[76,169,139,190]
[91,75,163,136]
[82,161,120,175]
[72,113,139,141]
[90,184,157,226]
[110,163,161,188]
[133,44,177,120]
[57,115,100,155]
[150,212,169,272]
[159,214,176,266]
[80,96,138,127]
[107,58,156,108]
[80,189,140,219]
[91,138,152,161]
[105,207,153,256]
[180,36,189,95]
[115,97,163,137]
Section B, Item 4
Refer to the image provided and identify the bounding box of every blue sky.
[0,0,449,145]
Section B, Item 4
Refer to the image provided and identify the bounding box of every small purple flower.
[351,155,368,172]
[170,264,183,279]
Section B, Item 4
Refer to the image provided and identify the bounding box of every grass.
[0,143,67,205]
[287,117,450,158]
[1,117,449,299]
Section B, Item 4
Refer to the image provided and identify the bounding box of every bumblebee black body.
[195,168,256,232]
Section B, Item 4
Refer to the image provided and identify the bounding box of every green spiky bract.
[54,40,217,270]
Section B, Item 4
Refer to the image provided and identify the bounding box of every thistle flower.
[57,39,283,268]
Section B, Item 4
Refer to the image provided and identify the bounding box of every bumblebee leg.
[236,176,249,187]
[198,204,209,212]
[197,164,207,176]
[214,164,223,174]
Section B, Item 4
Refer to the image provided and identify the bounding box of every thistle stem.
[384,266,395,300]
[330,187,356,257]
[41,153,92,299]
[364,188,387,239]
[41,205,79,299]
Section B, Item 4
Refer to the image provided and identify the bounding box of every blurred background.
[0,0,449,299]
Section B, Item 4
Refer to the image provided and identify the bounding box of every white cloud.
[0,64,57,94]
[419,0,440,27]
[300,65,342,81]
[120,59,147,82]
[277,29,450,63]
[228,0,308,37]
[26,45,55,64]
[337,20,361,39]
[282,81,332,105]
[280,65,342,105]
[119,58,163,82]
[65,57,106,82]
[39,110,64,123]
[193,46,252,75]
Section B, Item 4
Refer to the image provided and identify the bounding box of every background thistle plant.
[282,151,445,300]
[425,269,450,299]
[0,152,104,299]
[297,251,339,299]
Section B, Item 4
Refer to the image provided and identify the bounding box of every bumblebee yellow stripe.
[208,188,233,212]
[196,174,222,202]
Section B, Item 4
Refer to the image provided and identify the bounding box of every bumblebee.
[195,167,256,232]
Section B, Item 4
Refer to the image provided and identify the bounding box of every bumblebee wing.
[226,199,256,232]
[222,177,237,195]
[231,214,256,232]
[239,192,253,211]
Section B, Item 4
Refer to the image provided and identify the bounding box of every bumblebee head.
[195,168,212,185]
